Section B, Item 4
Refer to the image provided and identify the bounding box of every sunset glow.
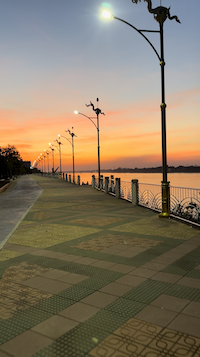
[0,0,199,171]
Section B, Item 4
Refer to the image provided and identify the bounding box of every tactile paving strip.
[33,295,74,314]
[162,246,200,276]
[88,318,200,357]
[58,285,92,301]
[123,280,171,305]
[105,298,146,318]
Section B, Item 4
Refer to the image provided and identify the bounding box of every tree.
[0,145,26,178]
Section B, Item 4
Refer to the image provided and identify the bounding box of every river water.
[68,172,200,189]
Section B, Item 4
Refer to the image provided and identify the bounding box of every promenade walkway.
[0,175,200,357]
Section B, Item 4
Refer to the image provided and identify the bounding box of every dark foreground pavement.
[0,175,200,357]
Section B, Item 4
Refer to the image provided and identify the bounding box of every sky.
[0,0,199,171]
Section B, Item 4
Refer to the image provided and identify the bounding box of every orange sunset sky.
[0,0,199,171]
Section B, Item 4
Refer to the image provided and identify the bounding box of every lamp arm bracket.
[114,16,161,61]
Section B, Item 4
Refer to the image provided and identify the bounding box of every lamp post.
[44,150,50,174]
[40,154,43,174]
[43,150,47,173]
[60,128,77,183]
[74,98,104,189]
[102,1,180,217]
[55,135,62,174]
[49,143,55,173]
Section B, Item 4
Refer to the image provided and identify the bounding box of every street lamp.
[49,143,55,173]
[55,135,63,174]
[44,149,50,174]
[40,153,44,174]
[74,98,105,189]
[43,150,47,173]
[102,1,180,217]
[60,128,77,183]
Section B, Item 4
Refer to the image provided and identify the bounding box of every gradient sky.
[0,0,199,171]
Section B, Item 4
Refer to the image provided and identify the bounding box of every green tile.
[162,246,200,275]
[84,309,128,333]
[77,277,111,291]
[0,319,27,345]
[57,285,92,301]
[31,339,85,357]
[186,269,200,280]
[105,298,146,318]
[166,284,200,302]
[10,307,52,330]
[123,280,171,304]
[33,295,74,314]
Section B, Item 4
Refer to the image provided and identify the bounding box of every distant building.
[23,161,31,169]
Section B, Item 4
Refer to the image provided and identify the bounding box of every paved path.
[0,175,200,357]
[0,175,42,249]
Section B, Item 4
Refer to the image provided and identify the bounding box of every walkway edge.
[0,187,43,251]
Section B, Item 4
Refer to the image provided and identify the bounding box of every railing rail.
[120,181,132,202]
[92,175,200,226]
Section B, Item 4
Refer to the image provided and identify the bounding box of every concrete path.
[0,175,200,357]
[0,175,42,249]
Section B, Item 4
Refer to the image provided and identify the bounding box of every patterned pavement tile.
[0,263,53,319]
[0,249,24,262]
[109,216,197,240]
[8,223,101,248]
[69,216,125,227]
[72,234,162,252]
[89,318,200,357]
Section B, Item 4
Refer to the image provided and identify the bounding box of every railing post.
[66,174,68,181]
[92,175,95,188]
[110,175,115,193]
[100,175,103,190]
[69,174,71,183]
[77,175,80,185]
[115,178,121,199]
[105,177,109,194]
[63,173,64,180]
[132,179,138,205]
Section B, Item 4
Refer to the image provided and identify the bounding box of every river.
[66,172,200,189]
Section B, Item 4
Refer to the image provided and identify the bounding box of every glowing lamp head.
[74,111,78,115]
[58,134,60,138]
[102,10,112,19]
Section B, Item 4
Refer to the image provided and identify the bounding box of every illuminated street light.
[101,1,181,217]
[44,149,50,173]
[60,129,77,183]
[40,153,44,174]
[49,143,59,173]
[55,135,63,174]
[102,10,112,19]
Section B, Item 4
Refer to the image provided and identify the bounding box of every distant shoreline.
[76,166,200,174]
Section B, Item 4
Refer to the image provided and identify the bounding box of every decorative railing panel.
[120,181,132,202]
[138,183,162,211]
[170,186,200,224]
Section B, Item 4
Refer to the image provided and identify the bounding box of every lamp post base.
[159,181,170,218]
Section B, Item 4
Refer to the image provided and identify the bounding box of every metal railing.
[138,183,162,211]
[120,181,132,202]
[92,175,200,226]
[170,186,200,224]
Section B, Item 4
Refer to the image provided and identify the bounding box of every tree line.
[0,145,28,179]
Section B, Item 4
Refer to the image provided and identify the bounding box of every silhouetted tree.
[0,145,26,178]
